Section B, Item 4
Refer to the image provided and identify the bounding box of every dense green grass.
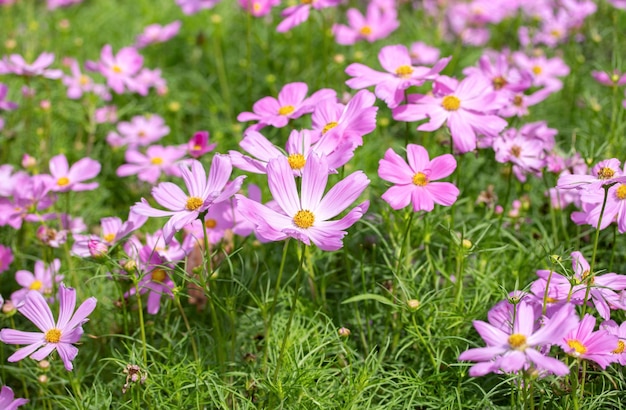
[1,0,626,408]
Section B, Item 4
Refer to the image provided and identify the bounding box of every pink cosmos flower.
[492,126,548,183]
[557,158,622,191]
[71,212,148,258]
[600,320,626,365]
[0,244,13,273]
[187,131,216,158]
[97,45,144,94]
[48,154,101,192]
[94,105,117,124]
[0,53,62,78]
[592,70,626,87]
[332,2,399,45]
[277,0,341,33]
[131,68,167,96]
[176,0,220,15]
[11,259,62,304]
[237,82,336,131]
[512,52,570,93]
[345,45,451,108]
[0,386,28,410]
[458,301,578,377]
[47,0,83,9]
[116,145,187,184]
[572,170,626,233]
[0,175,57,229]
[236,154,369,251]
[559,314,616,369]
[135,21,182,48]
[184,200,235,245]
[61,58,110,100]
[239,0,279,16]
[378,144,459,212]
[109,114,170,148]
[393,75,508,153]
[0,284,97,371]
[409,42,440,66]
[0,83,18,111]
[132,156,245,244]
[124,245,175,315]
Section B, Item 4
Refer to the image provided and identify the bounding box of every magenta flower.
[378,144,459,212]
[237,82,336,131]
[239,0,279,16]
[559,314,616,369]
[11,259,62,304]
[48,154,101,192]
[236,154,370,251]
[0,52,62,79]
[332,2,399,45]
[0,244,13,273]
[346,44,450,108]
[557,158,622,191]
[0,386,28,409]
[571,171,626,234]
[135,21,182,48]
[0,83,18,111]
[188,131,216,158]
[116,145,187,184]
[109,114,170,148]
[72,211,147,258]
[132,156,245,243]
[0,284,97,371]
[125,245,175,315]
[458,301,578,377]
[97,45,144,94]
[409,42,440,65]
[592,70,626,87]
[393,75,508,153]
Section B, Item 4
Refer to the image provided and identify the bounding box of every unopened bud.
[338,327,351,337]
[407,299,420,311]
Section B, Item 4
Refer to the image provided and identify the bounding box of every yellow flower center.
[508,333,527,349]
[412,172,428,186]
[442,95,461,111]
[510,145,522,158]
[613,340,625,354]
[550,29,562,38]
[395,65,414,79]
[112,64,123,74]
[151,157,163,165]
[185,196,204,211]
[29,280,43,291]
[138,131,146,138]
[293,210,315,228]
[44,328,62,343]
[597,167,615,179]
[546,297,557,303]
[287,153,306,170]
[79,75,90,86]
[513,95,523,106]
[492,76,507,90]
[205,218,217,229]
[616,184,626,200]
[532,66,542,75]
[322,121,338,134]
[611,74,619,83]
[57,177,70,186]
[103,233,116,243]
[253,2,261,11]
[151,269,167,282]
[567,339,587,356]
[359,25,372,36]
[301,0,312,3]
[278,105,295,116]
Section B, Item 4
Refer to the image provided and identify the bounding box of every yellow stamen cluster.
[185,196,204,211]
[567,339,587,356]
[45,328,62,343]
[442,95,461,111]
[57,177,70,187]
[616,184,626,200]
[112,64,123,74]
[508,333,527,350]
[322,121,338,134]
[29,280,43,291]
[151,157,163,165]
[510,145,522,158]
[412,172,428,186]
[103,233,116,243]
[293,210,315,228]
[205,219,217,229]
[287,153,306,170]
[492,76,507,90]
[613,340,625,354]
[395,65,414,79]
[597,167,615,180]
[151,269,167,282]
[278,105,295,116]
[532,66,542,75]
[79,75,90,86]
[359,26,372,36]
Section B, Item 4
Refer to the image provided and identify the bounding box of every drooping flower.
[236,154,369,251]
[378,144,459,212]
[72,211,147,258]
[0,284,97,371]
[239,0,279,16]
[276,0,341,33]
[458,301,578,377]
[48,154,101,192]
[109,114,170,148]
[175,0,220,15]
[132,156,245,243]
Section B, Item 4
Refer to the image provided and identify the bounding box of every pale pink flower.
[116,145,187,184]
[11,259,62,304]
[48,154,101,192]
[332,2,399,45]
[0,386,28,409]
[277,0,341,33]
[111,114,170,148]
[97,45,144,94]
[135,21,182,48]
[176,0,220,14]
[0,53,62,79]
[560,314,616,369]
[239,0,279,16]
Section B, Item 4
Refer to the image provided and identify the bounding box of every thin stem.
[175,295,199,362]
[395,210,415,274]
[134,279,148,366]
